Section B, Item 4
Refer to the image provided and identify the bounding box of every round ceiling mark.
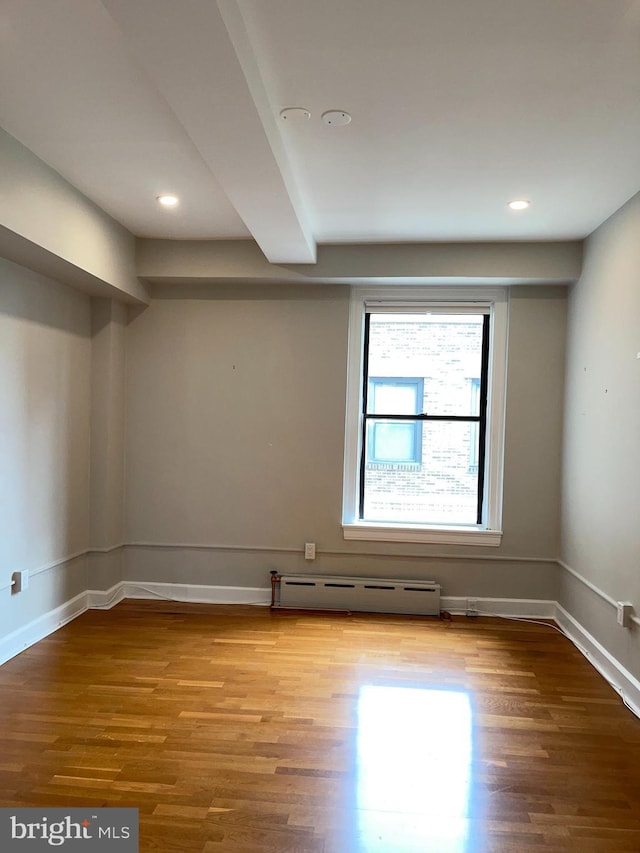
[322,110,352,127]
[280,107,311,123]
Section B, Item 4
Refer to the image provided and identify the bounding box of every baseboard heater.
[271,573,441,616]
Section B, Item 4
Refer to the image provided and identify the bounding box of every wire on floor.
[109,584,270,608]
[468,609,639,720]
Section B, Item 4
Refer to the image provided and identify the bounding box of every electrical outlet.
[304,542,316,560]
[12,570,29,593]
[616,601,633,628]
[467,598,478,617]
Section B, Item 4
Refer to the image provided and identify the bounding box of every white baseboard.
[0,591,88,666]
[442,595,556,619]
[555,604,640,719]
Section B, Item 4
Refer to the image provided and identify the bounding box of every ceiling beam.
[103,0,316,264]
[0,127,148,304]
[137,239,583,286]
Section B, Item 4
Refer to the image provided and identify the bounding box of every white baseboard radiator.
[270,572,441,617]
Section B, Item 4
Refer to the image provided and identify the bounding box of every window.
[343,287,508,545]
[367,378,424,464]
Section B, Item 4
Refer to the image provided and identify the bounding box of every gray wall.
[88,298,128,591]
[124,286,350,550]
[503,287,567,557]
[560,191,640,681]
[124,283,566,600]
[0,258,91,640]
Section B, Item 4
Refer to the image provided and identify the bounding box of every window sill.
[342,522,502,546]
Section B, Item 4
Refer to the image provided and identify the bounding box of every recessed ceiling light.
[508,199,531,211]
[157,194,179,208]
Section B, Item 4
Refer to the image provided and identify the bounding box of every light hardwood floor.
[1,601,639,852]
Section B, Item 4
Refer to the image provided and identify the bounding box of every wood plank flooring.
[1,601,639,852]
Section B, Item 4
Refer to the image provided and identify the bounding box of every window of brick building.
[367,378,424,464]
[343,288,508,546]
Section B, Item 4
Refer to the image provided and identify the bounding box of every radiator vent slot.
[277,575,440,616]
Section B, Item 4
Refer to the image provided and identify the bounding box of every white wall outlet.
[12,570,29,593]
[616,601,633,628]
[304,542,316,560]
[467,597,478,616]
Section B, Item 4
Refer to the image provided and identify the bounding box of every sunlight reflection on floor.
[356,686,473,852]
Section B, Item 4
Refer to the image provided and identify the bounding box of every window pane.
[363,421,479,525]
[371,382,417,414]
[368,314,484,416]
[370,421,417,463]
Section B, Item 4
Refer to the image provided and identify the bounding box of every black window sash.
[475,314,490,523]
[359,311,490,524]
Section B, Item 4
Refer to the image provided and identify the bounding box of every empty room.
[1,1,639,851]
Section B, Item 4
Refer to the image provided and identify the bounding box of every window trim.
[342,286,509,546]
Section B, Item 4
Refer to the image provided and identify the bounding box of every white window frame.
[342,286,509,546]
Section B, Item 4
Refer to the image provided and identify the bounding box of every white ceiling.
[1,0,639,263]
